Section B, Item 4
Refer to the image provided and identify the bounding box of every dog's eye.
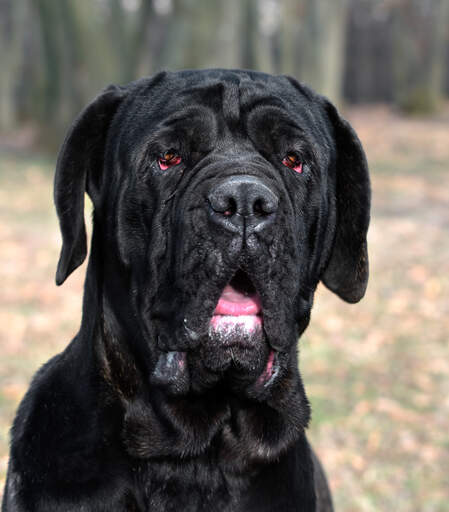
[158,151,182,170]
[282,153,303,174]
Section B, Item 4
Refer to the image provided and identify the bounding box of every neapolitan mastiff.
[2,69,370,511]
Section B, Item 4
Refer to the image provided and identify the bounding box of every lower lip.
[210,314,262,333]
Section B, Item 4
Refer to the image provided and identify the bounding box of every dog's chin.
[199,314,280,394]
[203,319,267,373]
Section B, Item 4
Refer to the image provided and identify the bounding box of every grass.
[1,105,449,509]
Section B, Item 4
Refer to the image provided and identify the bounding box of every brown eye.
[282,153,303,174]
[158,152,182,170]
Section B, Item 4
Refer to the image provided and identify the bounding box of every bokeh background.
[1,0,449,510]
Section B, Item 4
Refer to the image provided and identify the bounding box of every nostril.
[223,197,237,217]
[209,195,237,217]
[253,199,264,217]
[252,196,278,217]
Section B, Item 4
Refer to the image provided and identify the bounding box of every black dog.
[2,69,370,511]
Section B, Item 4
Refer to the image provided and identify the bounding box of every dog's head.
[54,69,370,401]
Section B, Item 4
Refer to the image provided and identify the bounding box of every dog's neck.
[93,310,309,470]
[77,257,311,479]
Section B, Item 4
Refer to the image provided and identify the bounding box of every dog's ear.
[321,99,371,303]
[54,85,126,285]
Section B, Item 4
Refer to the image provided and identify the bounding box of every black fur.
[2,69,370,511]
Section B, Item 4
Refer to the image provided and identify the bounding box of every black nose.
[207,176,279,234]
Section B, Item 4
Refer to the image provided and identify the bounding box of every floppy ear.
[321,99,371,303]
[54,85,126,285]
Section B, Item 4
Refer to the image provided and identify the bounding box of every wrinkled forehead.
[125,70,308,130]
[114,70,329,161]
[165,77,287,130]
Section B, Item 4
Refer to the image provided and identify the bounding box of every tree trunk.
[33,0,89,146]
[392,0,449,113]
[281,0,306,78]
[125,0,155,79]
[281,0,349,105]
[109,0,129,81]
[241,0,259,70]
[215,0,242,69]
[33,0,62,126]
[59,1,85,119]
[0,0,28,130]
[155,0,193,70]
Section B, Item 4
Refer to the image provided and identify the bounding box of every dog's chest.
[138,459,246,511]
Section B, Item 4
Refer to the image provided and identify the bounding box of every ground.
[0,106,448,510]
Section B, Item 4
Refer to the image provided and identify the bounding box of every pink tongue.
[214,284,261,316]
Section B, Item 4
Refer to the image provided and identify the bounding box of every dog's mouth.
[153,268,282,393]
[206,269,279,387]
[210,269,262,335]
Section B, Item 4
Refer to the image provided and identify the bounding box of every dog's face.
[54,70,370,400]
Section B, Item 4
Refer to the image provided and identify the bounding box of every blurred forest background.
[1,0,449,511]
[1,0,449,146]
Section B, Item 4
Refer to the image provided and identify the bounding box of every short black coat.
[2,69,370,511]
